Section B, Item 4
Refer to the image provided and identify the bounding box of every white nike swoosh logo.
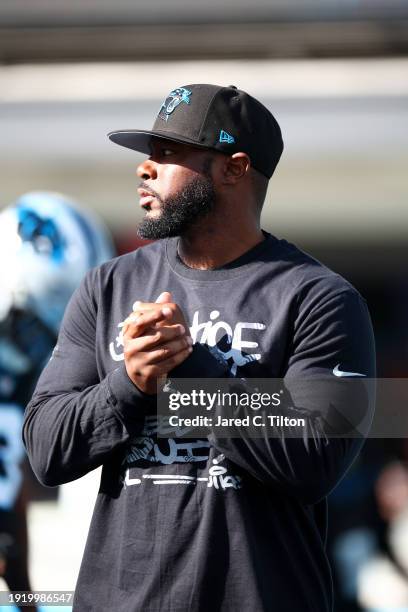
[333,364,366,377]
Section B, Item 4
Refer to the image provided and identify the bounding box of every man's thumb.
[155,291,172,304]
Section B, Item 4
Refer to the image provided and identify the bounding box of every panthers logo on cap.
[158,87,192,122]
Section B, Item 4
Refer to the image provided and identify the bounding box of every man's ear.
[222,152,251,185]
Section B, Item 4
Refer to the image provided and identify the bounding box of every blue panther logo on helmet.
[17,208,65,263]
[158,87,192,122]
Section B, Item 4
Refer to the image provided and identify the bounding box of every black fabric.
[108,84,284,178]
[22,233,376,612]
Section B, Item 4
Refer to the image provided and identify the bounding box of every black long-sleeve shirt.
[23,232,376,611]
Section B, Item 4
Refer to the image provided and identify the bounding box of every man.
[23,84,376,611]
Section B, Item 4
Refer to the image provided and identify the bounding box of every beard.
[137,158,216,240]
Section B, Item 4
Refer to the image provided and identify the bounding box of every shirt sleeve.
[182,286,376,505]
[22,269,154,487]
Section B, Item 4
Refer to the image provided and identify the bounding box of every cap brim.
[108,129,210,155]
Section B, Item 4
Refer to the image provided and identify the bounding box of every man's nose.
[137,158,157,180]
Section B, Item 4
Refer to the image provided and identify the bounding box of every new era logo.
[219,130,235,144]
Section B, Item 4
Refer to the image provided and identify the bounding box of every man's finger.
[131,301,163,314]
[136,337,192,365]
[123,308,171,337]
[124,324,186,351]
[141,345,193,380]
[131,292,172,312]
[154,345,193,372]
[126,302,181,332]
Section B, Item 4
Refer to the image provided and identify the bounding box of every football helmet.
[0,191,114,336]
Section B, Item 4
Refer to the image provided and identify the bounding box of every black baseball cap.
[108,84,283,179]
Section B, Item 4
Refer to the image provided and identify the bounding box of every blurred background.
[0,1,408,611]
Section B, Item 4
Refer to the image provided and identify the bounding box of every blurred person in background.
[0,192,114,611]
[356,441,408,612]
[327,440,389,612]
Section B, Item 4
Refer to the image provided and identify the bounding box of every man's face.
[136,140,216,239]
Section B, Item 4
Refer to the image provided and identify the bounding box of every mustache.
[139,182,163,204]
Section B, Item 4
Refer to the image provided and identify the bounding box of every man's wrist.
[170,342,231,378]
[106,364,156,431]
